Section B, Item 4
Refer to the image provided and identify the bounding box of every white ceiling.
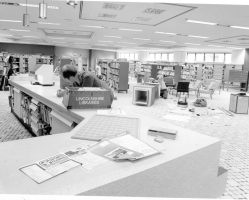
[0,0,249,52]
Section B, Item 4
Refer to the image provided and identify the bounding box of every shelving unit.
[109,61,129,92]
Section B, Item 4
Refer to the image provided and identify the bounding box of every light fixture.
[227,47,244,50]
[39,1,47,19]
[208,45,224,48]
[67,0,78,7]
[118,28,143,32]
[48,37,65,40]
[160,40,176,43]
[132,38,150,41]
[80,25,104,29]
[19,3,59,10]
[9,29,31,32]
[117,42,136,44]
[38,21,60,25]
[23,0,29,27]
[186,19,217,26]
[23,35,39,38]
[188,35,208,39]
[184,43,201,45]
[155,31,176,35]
[98,40,113,43]
[230,25,249,30]
[0,19,22,23]
[104,35,122,39]
[0,34,13,37]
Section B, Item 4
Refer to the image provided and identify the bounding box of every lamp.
[23,0,29,27]
[39,0,47,19]
[67,0,78,7]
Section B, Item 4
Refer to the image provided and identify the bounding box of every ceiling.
[0,0,249,52]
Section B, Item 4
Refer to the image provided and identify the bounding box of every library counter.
[1,76,228,198]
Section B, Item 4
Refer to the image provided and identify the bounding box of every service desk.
[1,76,227,198]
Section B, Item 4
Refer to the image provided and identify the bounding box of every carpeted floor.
[0,86,249,199]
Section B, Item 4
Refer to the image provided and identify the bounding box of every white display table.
[0,76,227,198]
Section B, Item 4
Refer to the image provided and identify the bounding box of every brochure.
[90,134,160,161]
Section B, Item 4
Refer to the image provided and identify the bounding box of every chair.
[189,80,202,97]
[164,77,175,94]
[198,80,221,99]
[175,81,190,97]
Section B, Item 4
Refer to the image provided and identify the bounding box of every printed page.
[109,134,159,157]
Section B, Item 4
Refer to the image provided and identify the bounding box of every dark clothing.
[74,71,114,102]
[7,67,14,79]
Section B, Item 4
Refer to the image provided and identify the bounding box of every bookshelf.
[109,61,129,92]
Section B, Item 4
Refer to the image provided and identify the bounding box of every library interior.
[0,1,249,199]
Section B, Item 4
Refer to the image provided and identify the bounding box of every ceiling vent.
[143,8,165,15]
[102,3,125,10]
[98,13,117,18]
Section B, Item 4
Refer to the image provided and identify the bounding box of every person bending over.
[58,64,114,102]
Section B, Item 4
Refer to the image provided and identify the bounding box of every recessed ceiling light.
[230,25,249,30]
[160,40,176,43]
[38,22,60,25]
[0,19,22,23]
[118,28,143,32]
[184,43,201,45]
[208,45,224,48]
[132,38,150,41]
[98,40,113,43]
[104,35,122,38]
[80,25,104,29]
[186,19,217,26]
[188,35,208,39]
[9,29,31,32]
[155,31,176,35]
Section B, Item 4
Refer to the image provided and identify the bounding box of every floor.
[1,85,249,199]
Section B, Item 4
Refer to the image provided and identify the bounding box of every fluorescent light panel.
[228,47,244,49]
[48,37,65,39]
[0,19,21,23]
[155,31,176,35]
[184,43,201,45]
[104,35,121,38]
[38,22,60,25]
[9,29,30,32]
[188,35,208,39]
[117,42,136,44]
[98,40,113,43]
[19,4,59,9]
[80,25,104,29]
[0,34,13,37]
[119,28,142,32]
[132,38,150,41]
[23,35,39,38]
[230,25,249,30]
[208,45,224,48]
[160,40,176,43]
[186,19,217,26]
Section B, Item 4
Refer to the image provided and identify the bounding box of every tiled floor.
[1,86,249,199]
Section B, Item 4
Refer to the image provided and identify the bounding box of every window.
[214,53,225,63]
[168,53,174,62]
[134,53,138,60]
[155,53,161,61]
[161,53,168,61]
[187,53,195,62]
[225,53,232,64]
[148,53,155,61]
[196,53,204,62]
[118,53,138,61]
[205,53,214,62]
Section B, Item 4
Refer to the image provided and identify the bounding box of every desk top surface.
[2,75,221,195]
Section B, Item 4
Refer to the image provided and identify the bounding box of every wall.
[90,49,117,70]
[0,42,55,55]
[231,49,245,65]
[173,51,186,62]
[54,46,89,71]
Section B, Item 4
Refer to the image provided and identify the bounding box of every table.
[1,75,227,198]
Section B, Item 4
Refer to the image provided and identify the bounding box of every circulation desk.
[0,75,228,198]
